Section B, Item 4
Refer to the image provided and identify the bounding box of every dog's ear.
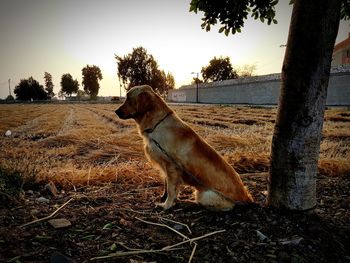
[137,91,154,116]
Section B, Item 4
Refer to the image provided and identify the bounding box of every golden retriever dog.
[115,85,253,210]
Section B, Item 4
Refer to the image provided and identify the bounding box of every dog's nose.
[115,108,120,116]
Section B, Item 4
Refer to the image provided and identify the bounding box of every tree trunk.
[267,0,341,210]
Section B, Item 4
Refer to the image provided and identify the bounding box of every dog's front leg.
[160,177,168,202]
[156,166,178,210]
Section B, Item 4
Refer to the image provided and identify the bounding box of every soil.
[1,173,349,263]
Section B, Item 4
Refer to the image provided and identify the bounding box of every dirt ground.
[0,103,349,262]
[1,172,349,263]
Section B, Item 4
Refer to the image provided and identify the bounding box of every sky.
[0,0,349,99]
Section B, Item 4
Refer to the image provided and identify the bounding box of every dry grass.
[0,103,349,189]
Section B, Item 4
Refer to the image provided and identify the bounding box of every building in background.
[332,32,350,66]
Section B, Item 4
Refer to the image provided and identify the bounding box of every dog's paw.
[155,201,173,210]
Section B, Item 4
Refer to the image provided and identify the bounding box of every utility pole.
[8,79,11,96]
[191,72,199,103]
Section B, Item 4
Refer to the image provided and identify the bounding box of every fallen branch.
[120,207,153,215]
[20,198,73,228]
[163,229,226,250]
[90,229,226,261]
[188,242,197,263]
[90,247,180,261]
[135,217,189,240]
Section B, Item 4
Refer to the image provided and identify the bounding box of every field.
[0,103,349,262]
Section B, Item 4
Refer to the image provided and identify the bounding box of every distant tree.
[76,89,88,100]
[60,74,79,97]
[57,90,65,100]
[115,46,175,95]
[44,72,55,99]
[164,71,175,93]
[236,64,257,78]
[190,0,349,210]
[14,77,48,101]
[201,56,238,82]
[82,65,103,99]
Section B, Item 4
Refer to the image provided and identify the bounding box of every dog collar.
[143,111,173,134]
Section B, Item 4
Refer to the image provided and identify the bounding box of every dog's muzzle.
[115,107,134,119]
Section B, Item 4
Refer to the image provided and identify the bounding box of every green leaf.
[82,234,95,240]
[219,27,225,33]
[205,24,211,32]
[189,0,198,13]
[237,27,241,33]
[201,22,206,28]
[273,19,278,24]
[271,0,279,6]
[260,17,265,23]
[102,223,113,230]
[224,28,230,36]
[109,243,117,251]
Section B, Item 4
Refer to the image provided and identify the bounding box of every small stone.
[256,230,268,241]
[44,181,58,196]
[279,236,303,245]
[173,224,184,231]
[5,130,11,137]
[48,218,71,229]
[36,197,50,204]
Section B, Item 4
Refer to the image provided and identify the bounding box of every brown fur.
[115,85,253,210]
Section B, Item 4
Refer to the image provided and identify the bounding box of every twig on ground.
[89,229,225,261]
[120,207,154,215]
[135,217,189,240]
[90,247,181,261]
[160,216,192,234]
[188,242,197,263]
[163,229,226,250]
[116,242,143,251]
[20,198,73,228]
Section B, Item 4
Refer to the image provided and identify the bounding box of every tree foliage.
[201,56,238,82]
[14,77,48,101]
[236,64,257,77]
[60,73,79,97]
[82,65,103,99]
[115,47,175,95]
[190,0,278,36]
[44,72,55,99]
[190,0,350,36]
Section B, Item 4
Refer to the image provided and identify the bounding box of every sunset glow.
[0,0,349,98]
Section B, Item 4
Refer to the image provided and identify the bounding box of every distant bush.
[5,95,14,101]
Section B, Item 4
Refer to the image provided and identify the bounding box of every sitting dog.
[115,85,253,210]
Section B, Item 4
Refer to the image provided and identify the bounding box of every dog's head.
[115,85,157,120]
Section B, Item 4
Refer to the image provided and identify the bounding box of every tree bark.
[267,0,341,210]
